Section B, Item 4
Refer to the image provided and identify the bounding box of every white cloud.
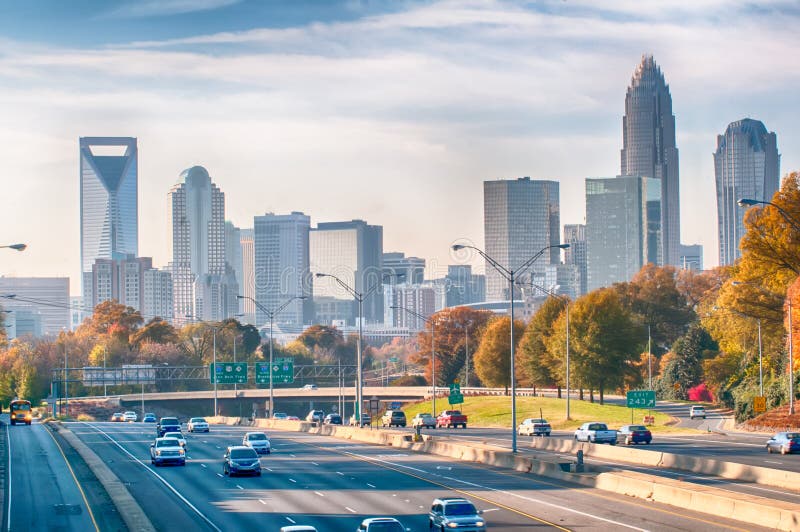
[102,0,241,19]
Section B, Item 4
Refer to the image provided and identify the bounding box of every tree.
[550,288,644,404]
[656,323,718,400]
[87,300,144,338]
[298,325,343,351]
[517,297,566,392]
[130,317,178,348]
[473,317,525,393]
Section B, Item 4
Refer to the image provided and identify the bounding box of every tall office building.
[383,283,437,329]
[86,254,173,320]
[483,177,560,301]
[621,55,680,266]
[310,220,383,325]
[382,252,425,284]
[0,277,70,336]
[225,222,243,297]
[714,119,780,265]
[80,137,138,303]
[253,212,312,330]
[679,244,704,271]
[444,265,485,307]
[585,176,662,291]
[563,224,588,296]
[239,228,255,323]
[168,166,230,321]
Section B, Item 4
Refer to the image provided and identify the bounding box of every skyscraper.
[168,166,229,321]
[483,177,560,301]
[563,224,587,296]
[225,221,243,310]
[714,118,780,265]
[253,212,312,330]
[621,55,680,266]
[382,252,425,285]
[239,228,255,323]
[310,220,383,325]
[80,137,138,302]
[585,176,662,291]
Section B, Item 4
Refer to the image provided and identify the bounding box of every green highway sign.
[448,392,464,405]
[389,357,399,363]
[256,358,294,384]
[210,362,248,384]
[626,390,656,408]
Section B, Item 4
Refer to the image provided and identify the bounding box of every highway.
[2,416,105,532]
[67,421,767,531]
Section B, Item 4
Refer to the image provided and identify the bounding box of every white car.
[243,432,271,454]
[163,431,187,449]
[517,418,551,436]
[302,384,318,390]
[689,406,707,420]
[272,412,288,420]
[187,417,209,432]
[123,411,138,422]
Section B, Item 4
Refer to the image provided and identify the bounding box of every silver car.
[429,497,485,531]
[243,432,271,454]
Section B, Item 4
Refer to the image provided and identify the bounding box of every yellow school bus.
[9,399,32,425]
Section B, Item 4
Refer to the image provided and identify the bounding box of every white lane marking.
[217,473,224,478]
[259,499,267,505]
[285,517,296,524]
[200,464,207,468]
[315,491,324,497]
[336,471,344,476]
[289,478,297,483]
[311,461,319,466]
[347,451,648,532]
[367,483,376,488]
[81,423,222,532]
[345,506,357,513]
[236,485,244,490]
[764,460,783,465]
[264,467,273,472]
[290,453,296,457]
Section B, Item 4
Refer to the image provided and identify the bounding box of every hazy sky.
[1,0,798,295]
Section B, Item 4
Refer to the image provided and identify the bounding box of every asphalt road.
[68,421,768,531]
[3,417,98,532]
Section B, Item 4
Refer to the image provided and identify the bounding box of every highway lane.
[3,418,98,532]
[70,421,767,531]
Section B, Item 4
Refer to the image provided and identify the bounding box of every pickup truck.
[574,422,617,444]
[436,410,467,429]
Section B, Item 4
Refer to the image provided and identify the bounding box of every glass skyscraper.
[621,55,680,266]
[483,177,560,302]
[714,118,780,266]
[80,137,138,300]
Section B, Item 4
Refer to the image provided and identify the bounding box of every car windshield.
[531,419,547,424]
[164,432,182,439]
[367,522,404,531]
[445,502,477,516]
[787,433,800,441]
[191,418,206,423]
[157,439,179,447]
[248,434,267,440]
[161,418,178,424]
[629,425,647,431]
[231,449,258,460]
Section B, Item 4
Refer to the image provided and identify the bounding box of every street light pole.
[790,298,795,415]
[0,243,26,252]
[648,324,652,390]
[452,243,569,453]
[392,305,436,415]
[738,198,800,232]
[758,319,763,397]
[213,327,218,416]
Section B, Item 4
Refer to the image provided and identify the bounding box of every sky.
[1,0,799,295]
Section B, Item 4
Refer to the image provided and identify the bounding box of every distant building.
[544,264,580,300]
[143,268,173,321]
[239,228,255,323]
[483,177,560,302]
[86,254,173,320]
[253,212,312,330]
[714,118,780,266]
[169,166,232,321]
[382,252,425,284]
[586,176,662,291]
[0,277,70,336]
[311,220,383,325]
[80,137,138,302]
[225,221,243,309]
[621,55,680,266]
[679,244,704,272]
[444,265,485,307]
[383,283,437,329]
[563,224,587,296]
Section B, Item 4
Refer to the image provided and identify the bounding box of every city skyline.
[1,1,799,294]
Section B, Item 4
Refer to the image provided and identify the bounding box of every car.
[243,432,271,454]
[411,413,436,429]
[280,526,317,532]
[429,497,485,531]
[689,405,707,419]
[187,417,209,432]
[273,412,288,420]
[163,431,187,449]
[617,424,652,445]
[223,446,261,476]
[306,410,325,423]
[436,410,468,429]
[517,418,551,437]
[123,411,138,422]
[150,437,186,466]
[142,413,157,423]
[324,413,342,425]
[356,517,411,531]
[349,413,371,427]
[302,384,318,390]
[110,412,124,422]
[286,415,300,421]
[381,410,407,428]
[157,416,181,437]
[574,422,617,444]
[766,432,800,454]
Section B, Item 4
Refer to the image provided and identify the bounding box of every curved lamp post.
[738,198,800,233]
[451,243,569,452]
[237,295,306,417]
[0,244,26,251]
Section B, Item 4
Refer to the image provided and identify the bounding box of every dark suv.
[157,416,181,437]
[381,410,407,428]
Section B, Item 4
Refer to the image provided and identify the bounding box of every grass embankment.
[402,395,683,432]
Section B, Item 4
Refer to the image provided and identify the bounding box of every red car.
[618,424,652,445]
